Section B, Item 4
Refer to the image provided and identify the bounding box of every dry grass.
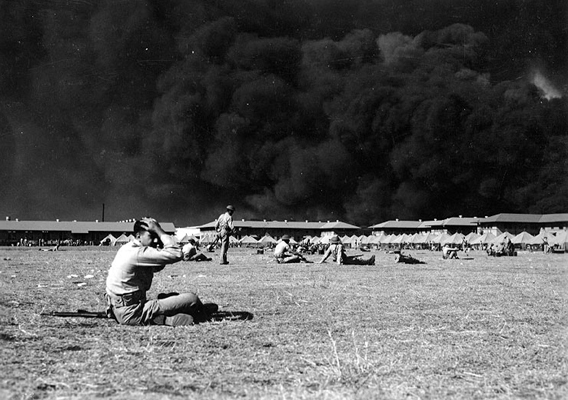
[0,247,567,399]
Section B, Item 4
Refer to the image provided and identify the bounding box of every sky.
[0,0,566,227]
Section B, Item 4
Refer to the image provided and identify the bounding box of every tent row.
[104,229,568,251]
[99,233,135,246]
[232,231,566,248]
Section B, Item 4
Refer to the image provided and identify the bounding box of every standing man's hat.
[281,235,291,241]
[226,205,235,211]
[330,236,341,244]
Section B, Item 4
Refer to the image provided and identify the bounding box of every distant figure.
[503,237,515,256]
[318,236,375,265]
[215,205,235,265]
[488,238,517,257]
[442,244,459,259]
[395,251,425,264]
[274,235,311,263]
[40,244,59,252]
[182,239,212,262]
[105,218,216,326]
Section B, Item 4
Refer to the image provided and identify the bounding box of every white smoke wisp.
[532,70,562,100]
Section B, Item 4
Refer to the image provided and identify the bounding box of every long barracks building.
[369,213,568,236]
[1,213,566,246]
[192,219,362,240]
[0,218,176,246]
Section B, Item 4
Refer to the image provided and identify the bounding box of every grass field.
[0,247,567,399]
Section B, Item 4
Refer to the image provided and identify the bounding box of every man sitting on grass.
[105,217,216,326]
[274,235,311,263]
[318,236,375,265]
[182,238,212,262]
[442,244,459,259]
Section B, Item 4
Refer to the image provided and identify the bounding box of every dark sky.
[0,0,566,226]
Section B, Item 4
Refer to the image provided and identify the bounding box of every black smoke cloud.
[0,0,566,226]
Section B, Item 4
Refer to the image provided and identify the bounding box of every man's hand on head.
[141,217,160,233]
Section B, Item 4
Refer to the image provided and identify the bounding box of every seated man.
[274,235,310,263]
[182,239,212,262]
[106,218,216,326]
[318,236,375,265]
[442,244,459,259]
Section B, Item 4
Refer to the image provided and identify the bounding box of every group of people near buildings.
[104,205,380,328]
[105,203,566,328]
[273,234,375,265]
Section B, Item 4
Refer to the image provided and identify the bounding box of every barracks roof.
[463,213,568,225]
[537,213,568,223]
[481,213,549,224]
[0,220,176,234]
[320,221,360,230]
[369,220,423,229]
[196,219,360,230]
[369,218,477,230]
[480,213,542,224]
[439,217,479,226]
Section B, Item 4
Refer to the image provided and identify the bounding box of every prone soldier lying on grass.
[105,217,217,326]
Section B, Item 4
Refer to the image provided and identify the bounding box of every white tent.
[380,234,396,244]
[177,233,196,244]
[491,232,514,244]
[369,234,382,244]
[391,235,404,245]
[432,233,451,244]
[199,232,218,244]
[528,232,546,245]
[115,234,131,245]
[464,232,480,242]
[511,231,534,245]
[442,233,465,245]
[99,234,117,246]
[240,235,259,245]
[422,232,438,243]
[259,235,277,244]
[411,233,426,244]
[342,236,354,244]
[470,232,496,245]
[549,231,568,250]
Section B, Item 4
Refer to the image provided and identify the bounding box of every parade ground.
[1,247,566,399]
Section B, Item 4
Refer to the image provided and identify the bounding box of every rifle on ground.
[41,309,109,318]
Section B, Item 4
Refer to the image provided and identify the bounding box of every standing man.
[106,217,216,326]
[215,205,235,265]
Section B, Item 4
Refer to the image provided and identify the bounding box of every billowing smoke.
[0,0,566,226]
[532,70,563,100]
